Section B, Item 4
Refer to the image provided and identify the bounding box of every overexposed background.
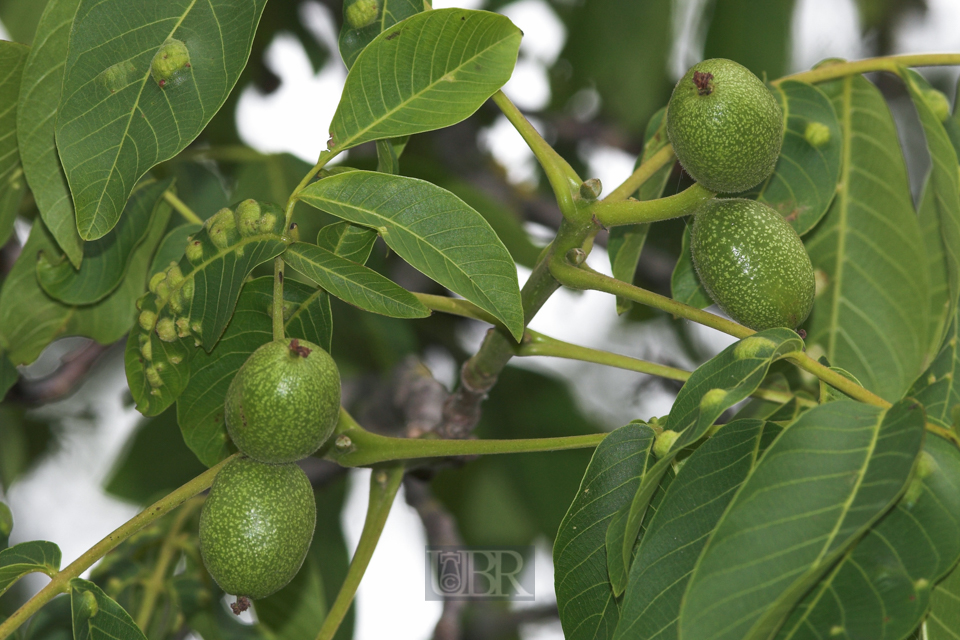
[2,0,960,638]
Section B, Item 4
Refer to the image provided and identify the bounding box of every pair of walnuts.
[668,58,816,332]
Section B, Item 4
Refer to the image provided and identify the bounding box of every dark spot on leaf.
[386,30,401,40]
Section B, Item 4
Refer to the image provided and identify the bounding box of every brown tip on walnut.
[693,71,714,96]
[231,596,251,615]
[289,338,312,358]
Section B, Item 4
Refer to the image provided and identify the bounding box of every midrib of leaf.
[826,76,853,361]
[66,0,197,238]
[335,13,506,151]
[305,192,505,320]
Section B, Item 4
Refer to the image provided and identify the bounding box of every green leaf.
[928,561,960,640]
[611,107,671,314]
[176,277,332,467]
[299,170,524,339]
[339,0,424,70]
[55,0,269,240]
[741,80,842,236]
[375,139,401,175]
[908,316,960,430]
[37,179,171,304]
[608,329,804,592]
[903,69,960,357]
[0,353,17,400]
[0,41,29,248]
[70,578,146,640]
[0,183,171,365]
[804,75,930,402]
[328,9,521,151]
[150,223,202,277]
[678,399,925,640]
[777,433,960,639]
[104,407,207,504]
[613,419,782,640]
[0,404,55,491]
[285,242,429,319]
[316,221,378,265]
[919,176,952,354]
[0,503,10,550]
[670,225,712,309]
[0,0,47,45]
[0,540,61,597]
[554,424,657,640]
[124,328,192,419]
[16,0,84,268]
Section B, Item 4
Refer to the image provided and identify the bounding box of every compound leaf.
[299,171,524,339]
[285,242,428,319]
[329,9,521,151]
[804,74,930,402]
[678,399,925,640]
[554,424,657,640]
[0,540,61,597]
[56,0,268,239]
[17,0,84,267]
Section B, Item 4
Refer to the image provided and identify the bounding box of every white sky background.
[3,1,960,639]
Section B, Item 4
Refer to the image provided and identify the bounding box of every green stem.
[163,191,204,225]
[327,409,607,467]
[285,149,341,228]
[774,53,960,86]
[135,497,203,631]
[591,184,714,227]
[273,257,285,342]
[491,91,582,220]
[604,144,676,202]
[550,259,753,339]
[413,293,501,327]
[0,455,238,640]
[520,331,811,407]
[314,465,404,640]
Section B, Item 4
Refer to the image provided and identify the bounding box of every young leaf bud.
[579,178,602,200]
[288,222,300,242]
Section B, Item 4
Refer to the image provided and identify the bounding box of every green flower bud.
[138,310,157,331]
[156,317,178,342]
[804,121,831,148]
[346,0,379,29]
[287,222,300,242]
[151,39,191,88]
[579,178,602,200]
[236,199,262,236]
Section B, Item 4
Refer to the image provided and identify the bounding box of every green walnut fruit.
[690,198,815,331]
[199,457,316,599]
[667,59,784,193]
[225,338,341,464]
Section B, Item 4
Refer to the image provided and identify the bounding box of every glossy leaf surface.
[299,171,524,339]
[679,400,925,640]
[0,42,28,248]
[338,0,424,70]
[56,0,268,239]
[0,540,61,597]
[70,577,147,640]
[329,9,521,151]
